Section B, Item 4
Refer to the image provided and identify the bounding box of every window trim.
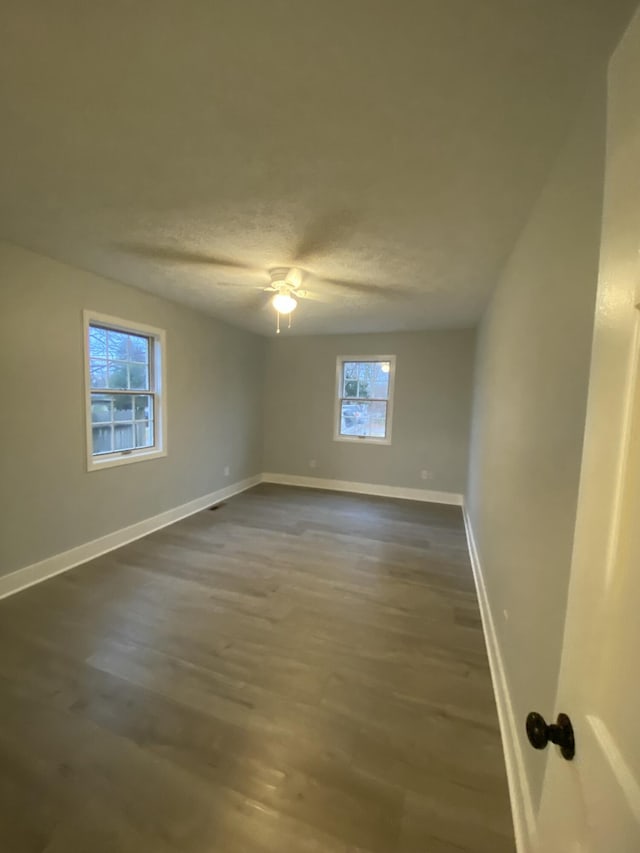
[333,354,396,445]
[83,310,167,471]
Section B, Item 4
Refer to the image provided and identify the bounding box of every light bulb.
[272,292,297,314]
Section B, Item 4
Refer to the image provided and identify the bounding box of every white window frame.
[83,310,167,472]
[333,354,396,445]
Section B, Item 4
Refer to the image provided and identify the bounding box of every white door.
[535,9,640,852]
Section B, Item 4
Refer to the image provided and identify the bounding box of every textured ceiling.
[0,1,635,335]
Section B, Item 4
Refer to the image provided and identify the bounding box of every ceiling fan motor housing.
[269,267,301,290]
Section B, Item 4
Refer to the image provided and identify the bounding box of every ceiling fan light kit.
[272,290,297,334]
[271,291,297,314]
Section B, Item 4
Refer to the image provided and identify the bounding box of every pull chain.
[275,311,292,334]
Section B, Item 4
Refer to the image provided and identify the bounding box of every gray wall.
[263,331,475,494]
[465,83,606,807]
[0,241,265,576]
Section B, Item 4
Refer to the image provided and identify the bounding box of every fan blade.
[295,289,327,303]
[293,209,358,263]
[321,276,410,298]
[117,242,257,271]
[240,290,272,312]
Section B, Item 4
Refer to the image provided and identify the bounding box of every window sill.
[87,447,167,472]
[333,434,392,446]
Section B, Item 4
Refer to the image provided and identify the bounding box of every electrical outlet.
[224,466,230,477]
[309,459,317,469]
[420,469,431,481]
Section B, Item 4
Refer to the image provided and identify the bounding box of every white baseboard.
[0,474,262,601]
[261,472,463,506]
[0,472,459,602]
[462,504,536,853]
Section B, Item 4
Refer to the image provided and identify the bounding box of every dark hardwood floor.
[0,484,514,852]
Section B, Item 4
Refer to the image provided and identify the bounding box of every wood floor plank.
[0,484,514,852]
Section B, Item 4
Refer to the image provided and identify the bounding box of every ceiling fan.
[118,210,409,332]
[261,267,312,333]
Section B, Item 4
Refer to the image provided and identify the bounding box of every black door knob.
[526,712,575,761]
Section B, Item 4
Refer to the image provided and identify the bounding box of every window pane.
[358,376,371,398]
[371,362,390,399]
[91,394,112,423]
[363,400,388,437]
[107,329,129,360]
[90,393,154,455]
[107,361,129,389]
[128,334,149,363]
[340,401,364,434]
[357,361,372,383]
[129,362,149,390]
[113,395,134,421]
[344,379,358,398]
[92,424,113,455]
[134,395,153,420]
[356,363,375,398]
[341,360,390,401]
[135,421,154,448]
[89,358,107,389]
[114,423,135,450]
[89,326,107,358]
[340,400,387,438]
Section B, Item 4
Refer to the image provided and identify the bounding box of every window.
[83,311,166,470]
[334,355,396,444]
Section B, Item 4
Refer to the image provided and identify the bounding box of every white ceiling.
[0,1,635,335]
